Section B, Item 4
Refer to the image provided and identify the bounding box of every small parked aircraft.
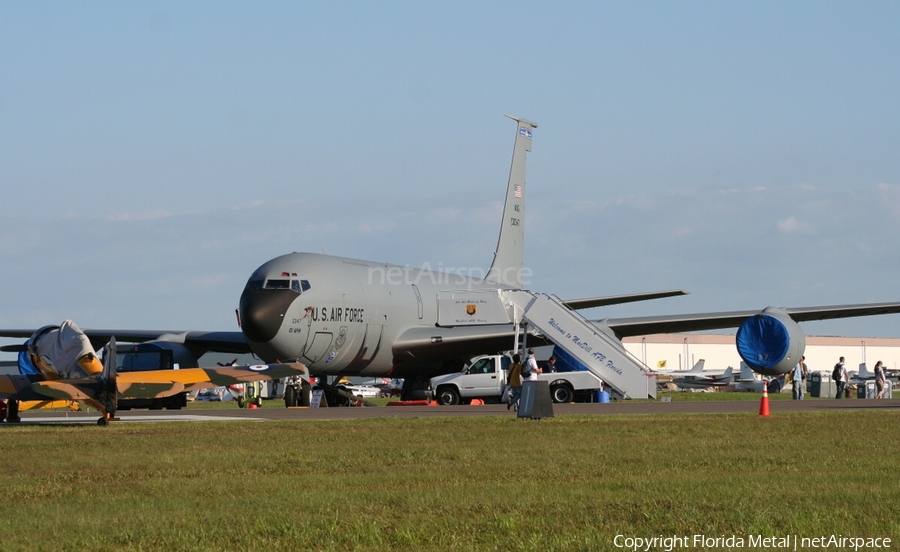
[0,320,307,425]
[726,362,766,393]
[653,360,733,389]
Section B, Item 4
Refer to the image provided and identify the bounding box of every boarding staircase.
[500,291,656,399]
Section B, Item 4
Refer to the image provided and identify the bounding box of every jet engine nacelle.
[735,307,806,376]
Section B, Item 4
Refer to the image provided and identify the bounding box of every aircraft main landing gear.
[4,400,21,423]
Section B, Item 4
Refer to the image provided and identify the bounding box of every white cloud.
[777,216,812,234]
[100,210,175,221]
[230,200,265,211]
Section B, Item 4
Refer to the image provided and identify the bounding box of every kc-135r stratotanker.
[3,115,900,400]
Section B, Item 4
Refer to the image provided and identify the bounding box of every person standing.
[547,355,558,373]
[874,360,887,399]
[833,357,847,399]
[523,348,541,382]
[507,354,523,410]
[791,356,808,400]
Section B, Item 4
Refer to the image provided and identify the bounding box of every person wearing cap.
[522,348,541,382]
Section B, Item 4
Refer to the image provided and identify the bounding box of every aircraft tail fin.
[487,115,537,288]
[740,362,755,381]
[688,359,705,374]
[857,362,872,379]
[721,366,733,380]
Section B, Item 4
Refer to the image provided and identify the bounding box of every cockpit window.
[292,280,311,293]
[247,276,309,294]
[245,278,265,292]
[265,279,290,289]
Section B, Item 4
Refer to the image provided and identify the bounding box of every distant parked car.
[195,389,223,402]
[341,384,380,398]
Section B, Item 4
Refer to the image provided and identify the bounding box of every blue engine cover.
[736,310,805,376]
[17,349,39,375]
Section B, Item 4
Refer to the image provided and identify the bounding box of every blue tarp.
[735,314,789,370]
[17,347,39,375]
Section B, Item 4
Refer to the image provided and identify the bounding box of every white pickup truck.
[430,354,604,405]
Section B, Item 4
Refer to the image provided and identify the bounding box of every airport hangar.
[621,333,900,375]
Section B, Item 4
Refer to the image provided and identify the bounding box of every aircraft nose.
[238,289,298,343]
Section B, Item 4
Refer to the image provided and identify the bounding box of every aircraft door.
[358,324,383,362]
[342,324,384,371]
[412,284,423,319]
[302,332,334,364]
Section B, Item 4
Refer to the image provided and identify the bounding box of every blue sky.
[2,1,899,354]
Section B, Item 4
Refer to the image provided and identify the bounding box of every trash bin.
[597,390,610,403]
[809,372,822,397]
[809,372,835,398]
[856,380,877,399]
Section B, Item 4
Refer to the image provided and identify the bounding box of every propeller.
[0,343,27,353]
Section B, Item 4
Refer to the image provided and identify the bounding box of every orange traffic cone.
[758,381,770,417]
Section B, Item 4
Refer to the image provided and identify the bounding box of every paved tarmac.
[9,397,900,425]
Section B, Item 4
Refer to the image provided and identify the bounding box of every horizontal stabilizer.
[32,378,186,400]
[117,362,308,387]
[31,380,96,401]
[117,379,185,399]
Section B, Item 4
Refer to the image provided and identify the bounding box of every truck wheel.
[550,384,574,404]
[437,387,460,406]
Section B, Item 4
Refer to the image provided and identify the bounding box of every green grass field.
[2,410,898,551]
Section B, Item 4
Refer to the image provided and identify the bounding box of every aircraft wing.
[599,302,900,338]
[0,374,50,401]
[116,362,308,393]
[394,302,900,359]
[562,290,688,310]
[1,364,306,402]
[0,329,250,355]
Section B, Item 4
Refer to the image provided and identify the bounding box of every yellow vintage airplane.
[0,320,307,425]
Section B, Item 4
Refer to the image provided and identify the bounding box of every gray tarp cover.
[32,320,96,378]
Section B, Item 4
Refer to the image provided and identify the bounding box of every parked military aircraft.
[0,321,307,424]
[726,363,766,393]
[2,116,900,401]
[672,367,733,389]
[652,359,707,377]
[653,360,732,389]
[658,361,734,389]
